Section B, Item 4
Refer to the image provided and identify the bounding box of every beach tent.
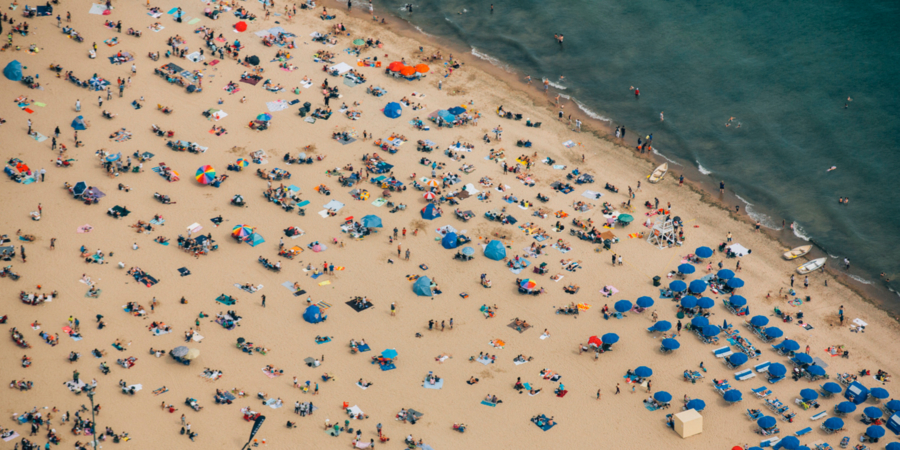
[71,116,88,130]
[303,305,326,323]
[361,215,382,228]
[3,60,22,81]
[483,240,506,261]
[247,232,265,247]
[413,276,433,296]
[441,232,459,249]
[438,110,455,123]
[383,102,402,119]
[420,203,440,220]
[845,381,869,404]
[447,106,466,116]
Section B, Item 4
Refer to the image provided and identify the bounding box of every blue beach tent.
[484,240,506,261]
[303,305,326,323]
[4,60,22,81]
[441,232,459,249]
[413,276,433,296]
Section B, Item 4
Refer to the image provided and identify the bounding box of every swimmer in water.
[827,166,837,172]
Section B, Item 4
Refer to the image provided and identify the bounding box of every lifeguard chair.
[647,217,676,248]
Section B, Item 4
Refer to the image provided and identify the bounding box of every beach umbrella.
[423,191,436,200]
[870,387,890,400]
[757,416,777,429]
[780,339,800,352]
[588,336,602,347]
[723,319,729,329]
[677,263,695,274]
[867,425,886,439]
[614,300,632,313]
[777,436,800,450]
[691,316,709,328]
[887,444,900,450]
[636,296,654,308]
[106,152,121,162]
[633,366,653,378]
[399,66,416,77]
[768,363,787,378]
[669,280,687,292]
[745,316,767,328]
[352,39,365,45]
[686,399,705,411]
[653,321,672,332]
[311,243,327,253]
[800,389,819,401]
[235,21,247,32]
[764,327,783,339]
[196,165,216,184]
[823,417,845,430]
[661,338,680,351]
[388,61,404,72]
[885,400,900,412]
[723,390,742,402]
[247,55,260,66]
[727,277,745,288]
[617,214,634,223]
[73,181,87,196]
[184,348,200,360]
[654,392,672,403]
[729,295,747,307]
[696,246,713,258]
[728,353,748,366]
[414,63,430,73]
[461,246,475,256]
[601,333,619,345]
[697,297,715,309]
[256,113,272,121]
[822,382,843,395]
[520,279,537,290]
[383,102,403,118]
[865,406,884,419]
[425,179,440,187]
[381,349,398,359]
[236,158,250,167]
[171,346,189,357]
[807,365,826,377]
[680,296,698,309]
[717,269,735,280]
[232,224,253,239]
[297,152,307,160]
[835,402,856,413]
[794,353,814,365]
[748,447,764,450]
[689,279,708,294]
[361,215,382,228]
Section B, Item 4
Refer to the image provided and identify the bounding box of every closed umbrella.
[821,382,843,395]
[780,339,800,352]
[757,416,777,429]
[765,327,784,339]
[670,280,687,292]
[636,296,654,308]
[383,102,402,118]
[870,387,890,400]
[768,363,787,378]
[729,295,747,307]
[794,353,814,365]
[800,389,819,401]
[653,321,672,332]
[677,263,695,274]
[750,315,769,327]
[696,246,713,258]
[654,392,672,403]
[681,296,698,309]
[724,390,742,402]
[727,277,745,288]
[835,402,856,414]
[633,366,653,378]
[823,417,845,430]
[601,333,619,345]
[697,297,715,309]
[614,300,632,313]
[865,406,884,419]
[686,399,705,411]
[661,338,680,350]
[689,279,708,294]
[717,269,735,280]
[691,316,709,328]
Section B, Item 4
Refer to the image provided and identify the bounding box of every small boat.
[783,245,812,260]
[648,163,668,184]
[797,257,826,274]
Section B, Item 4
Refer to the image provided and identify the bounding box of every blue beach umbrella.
[686,399,705,411]
[669,280,687,292]
[653,321,672,332]
[800,389,819,401]
[835,402,856,414]
[614,300,632,313]
[768,363,787,378]
[256,113,272,121]
[727,277,745,288]
[360,215,383,228]
[383,102,402,118]
[697,297,715,309]
[866,425,886,439]
[724,390,742,402]
[780,339,800,352]
[689,279,708,294]
[678,263,695,274]
[870,387,890,400]
[794,353,814,365]
[461,246,475,256]
[729,295,747,307]
[691,316,709,328]
[757,416,777,429]
[821,382,842,395]
[681,296,698,309]
[717,269,735,280]
[823,417,845,430]
[601,333,619,345]
[633,366,653,378]
[807,365,826,377]
[661,338,680,351]
[884,399,900,412]
[654,391,672,403]
[865,406,884,419]
[728,353,748,366]
[776,436,800,450]
[381,349,398,359]
[765,327,784,339]
[887,444,900,450]
[702,325,721,337]
[750,316,769,327]
[636,296,654,308]
[695,246,713,258]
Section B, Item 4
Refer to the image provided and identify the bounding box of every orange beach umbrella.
[414,64,430,73]
[399,66,416,77]
[388,61,404,72]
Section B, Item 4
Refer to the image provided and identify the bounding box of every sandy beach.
[1,1,899,449]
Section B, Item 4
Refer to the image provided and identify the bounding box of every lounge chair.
[735,369,756,381]
[752,387,772,398]
[747,409,764,420]
[795,427,812,436]
[810,411,827,421]
[713,347,733,358]
[760,437,781,448]
[755,361,771,373]
[768,374,785,384]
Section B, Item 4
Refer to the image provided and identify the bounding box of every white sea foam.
[828,254,839,259]
[791,222,811,241]
[651,148,682,166]
[848,274,873,285]
[470,48,513,73]
[413,26,432,37]
[735,194,781,230]
[574,100,610,122]
[697,162,712,175]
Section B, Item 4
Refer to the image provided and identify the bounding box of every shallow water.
[375,0,900,292]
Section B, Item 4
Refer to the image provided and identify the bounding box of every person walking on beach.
[839,305,844,325]
[261,295,266,307]
[804,276,809,289]
[676,320,682,336]
[596,388,601,400]
[660,111,664,121]
[719,180,725,194]
[50,238,56,250]
[615,384,620,394]
[790,274,795,287]
[391,302,396,316]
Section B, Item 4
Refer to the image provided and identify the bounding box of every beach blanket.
[261,368,281,378]
[323,200,345,212]
[562,140,575,148]
[266,100,289,112]
[2,431,20,442]
[476,356,492,365]
[215,294,236,305]
[356,382,368,390]
[582,190,602,200]
[264,398,283,409]
[423,379,444,390]
[481,400,497,407]
[315,336,332,345]
[728,243,750,257]
[89,3,108,14]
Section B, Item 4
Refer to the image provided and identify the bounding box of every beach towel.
[475,356,492,365]
[264,398,283,409]
[318,280,331,286]
[323,199,345,212]
[372,198,387,207]
[187,17,201,24]
[582,190,602,199]
[480,400,497,407]
[423,379,443,390]
[380,363,396,371]
[261,368,280,378]
[315,336,332,345]
[562,140,575,148]
[356,382,368,390]
[89,3,108,14]
[2,432,20,442]
[266,100,289,112]
[533,414,556,431]
[728,243,750,257]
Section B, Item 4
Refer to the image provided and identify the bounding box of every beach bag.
[180,427,185,435]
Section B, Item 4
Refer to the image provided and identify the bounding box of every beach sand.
[1,2,898,449]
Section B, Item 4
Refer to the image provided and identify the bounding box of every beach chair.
[735,369,756,381]
[782,412,797,422]
[714,382,732,394]
[747,409,764,420]
[839,437,849,448]
[753,387,773,398]
[795,427,812,436]
[820,423,837,434]
[810,411,827,421]
[768,373,785,384]
[755,361,771,373]
[765,399,784,411]
[760,437,781,448]
[816,443,834,450]
[713,347,734,358]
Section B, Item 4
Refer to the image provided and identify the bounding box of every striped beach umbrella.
[196,165,216,184]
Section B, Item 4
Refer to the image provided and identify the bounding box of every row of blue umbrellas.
[680,296,715,309]
[670,277,744,292]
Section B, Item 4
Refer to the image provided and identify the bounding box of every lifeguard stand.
[647,217,676,248]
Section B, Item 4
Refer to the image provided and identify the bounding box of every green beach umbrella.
[618,214,634,223]
[353,39,365,46]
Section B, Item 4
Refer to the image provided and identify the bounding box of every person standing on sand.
[596,389,601,400]
[839,306,844,324]
[790,274,795,287]
[615,384,620,394]
[391,302,396,316]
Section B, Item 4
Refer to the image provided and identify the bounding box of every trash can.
[653,276,661,287]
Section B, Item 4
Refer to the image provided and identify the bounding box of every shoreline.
[371,4,900,315]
